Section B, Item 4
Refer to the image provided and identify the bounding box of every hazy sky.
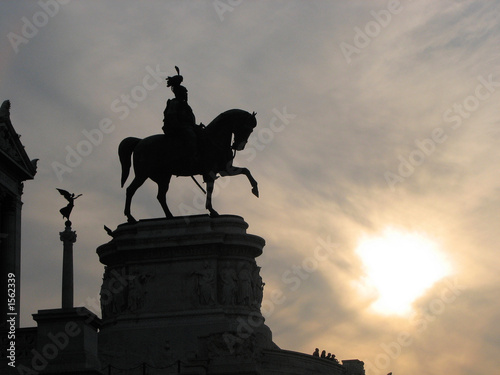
[1,1,500,374]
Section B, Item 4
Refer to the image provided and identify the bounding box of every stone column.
[0,191,22,330]
[59,221,76,309]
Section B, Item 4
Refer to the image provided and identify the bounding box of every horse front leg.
[220,166,259,197]
[204,175,219,218]
[156,175,173,219]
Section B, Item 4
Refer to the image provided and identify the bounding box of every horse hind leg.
[124,175,147,223]
[203,175,219,218]
[156,175,173,219]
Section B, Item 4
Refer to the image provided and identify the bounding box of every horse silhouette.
[119,109,259,222]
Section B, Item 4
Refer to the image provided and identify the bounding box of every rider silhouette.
[162,67,198,164]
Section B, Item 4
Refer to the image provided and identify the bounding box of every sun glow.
[355,228,452,315]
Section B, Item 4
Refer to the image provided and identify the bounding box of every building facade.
[0,100,37,331]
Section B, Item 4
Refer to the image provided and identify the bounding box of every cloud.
[2,1,500,374]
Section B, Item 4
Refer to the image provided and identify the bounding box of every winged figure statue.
[56,188,82,221]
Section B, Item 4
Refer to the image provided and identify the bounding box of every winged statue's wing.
[56,188,72,202]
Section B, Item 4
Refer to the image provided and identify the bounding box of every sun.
[354,228,452,315]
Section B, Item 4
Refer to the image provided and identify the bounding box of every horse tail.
[119,137,141,187]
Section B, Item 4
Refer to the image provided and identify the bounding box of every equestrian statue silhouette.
[119,108,259,223]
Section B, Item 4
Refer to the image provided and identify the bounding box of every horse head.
[231,111,257,151]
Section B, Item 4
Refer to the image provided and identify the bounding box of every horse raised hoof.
[252,186,259,198]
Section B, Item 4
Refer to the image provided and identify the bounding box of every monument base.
[97,215,277,373]
[95,215,359,375]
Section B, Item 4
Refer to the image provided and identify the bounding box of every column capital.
[60,221,77,243]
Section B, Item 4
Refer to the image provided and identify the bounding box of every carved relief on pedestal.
[100,266,154,319]
[100,267,120,319]
[219,263,238,306]
[127,271,154,313]
[192,261,217,306]
[252,266,265,308]
[204,331,257,359]
[99,256,265,317]
[212,260,266,310]
[237,264,253,307]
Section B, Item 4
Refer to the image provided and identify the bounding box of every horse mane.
[203,109,253,135]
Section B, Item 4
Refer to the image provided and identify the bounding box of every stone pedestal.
[97,215,278,374]
[31,307,102,374]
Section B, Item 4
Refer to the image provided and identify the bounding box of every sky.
[1,1,500,374]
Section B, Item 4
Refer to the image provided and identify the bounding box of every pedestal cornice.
[97,215,265,265]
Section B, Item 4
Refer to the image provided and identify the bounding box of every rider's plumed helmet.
[166,66,183,88]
